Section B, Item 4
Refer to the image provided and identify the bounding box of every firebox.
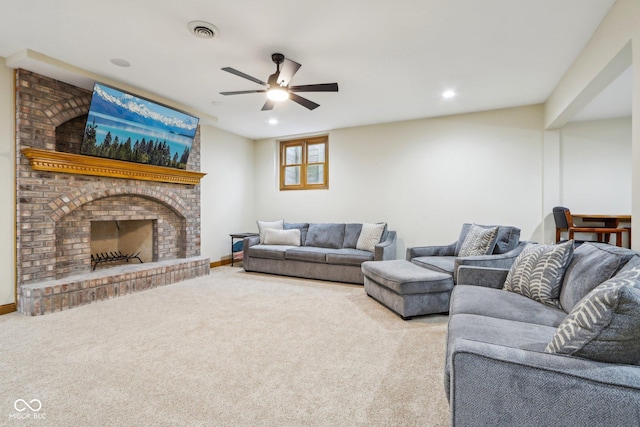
[90,220,154,270]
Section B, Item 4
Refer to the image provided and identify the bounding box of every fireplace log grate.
[91,252,143,271]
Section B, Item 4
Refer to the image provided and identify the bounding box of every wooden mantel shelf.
[21,148,206,185]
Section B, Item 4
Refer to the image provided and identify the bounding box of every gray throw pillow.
[305,223,345,249]
[545,267,640,365]
[458,224,499,257]
[503,240,574,308]
[343,224,363,249]
[559,243,630,312]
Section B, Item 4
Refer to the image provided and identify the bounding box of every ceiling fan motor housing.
[271,53,285,65]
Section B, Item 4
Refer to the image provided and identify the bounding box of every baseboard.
[210,259,233,268]
[0,303,17,315]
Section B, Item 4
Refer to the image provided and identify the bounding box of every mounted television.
[81,83,199,170]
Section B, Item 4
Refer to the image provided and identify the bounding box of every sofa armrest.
[454,241,526,269]
[456,266,509,288]
[452,241,526,282]
[242,235,260,270]
[375,230,397,261]
[449,339,640,427]
[406,242,456,260]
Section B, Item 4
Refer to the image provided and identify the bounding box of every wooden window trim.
[279,136,329,190]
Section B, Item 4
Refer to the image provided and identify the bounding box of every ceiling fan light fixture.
[266,87,290,102]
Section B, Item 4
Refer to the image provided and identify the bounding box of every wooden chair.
[552,206,624,247]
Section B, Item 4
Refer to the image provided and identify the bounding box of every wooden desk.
[572,214,631,228]
[572,214,631,247]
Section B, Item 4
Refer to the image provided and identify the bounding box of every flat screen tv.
[81,83,199,170]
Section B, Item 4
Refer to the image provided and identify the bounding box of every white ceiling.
[0,0,619,140]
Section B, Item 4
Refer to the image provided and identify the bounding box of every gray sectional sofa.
[446,242,640,426]
[243,222,396,284]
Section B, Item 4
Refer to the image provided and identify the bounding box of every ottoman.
[361,259,454,320]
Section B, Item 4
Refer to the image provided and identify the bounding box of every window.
[280,136,329,190]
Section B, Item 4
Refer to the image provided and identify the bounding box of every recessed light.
[268,118,278,125]
[442,90,456,99]
[110,58,131,68]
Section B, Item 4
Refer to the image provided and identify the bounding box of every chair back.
[552,206,571,229]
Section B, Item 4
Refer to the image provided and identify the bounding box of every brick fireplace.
[15,69,210,315]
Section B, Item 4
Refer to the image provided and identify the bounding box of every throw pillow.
[263,229,301,246]
[257,219,284,244]
[304,223,346,249]
[458,224,499,257]
[356,222,386,252]
[503,240,574,308]
[545,267,640,365]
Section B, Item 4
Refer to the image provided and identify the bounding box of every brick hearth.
[15,69,209,315]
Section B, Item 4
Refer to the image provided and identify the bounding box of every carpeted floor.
[0,267,450,426]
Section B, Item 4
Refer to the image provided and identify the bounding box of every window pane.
[284,166,301,185]
[307,164,324,185]
[307,143,325,163]
[285,146,302,165]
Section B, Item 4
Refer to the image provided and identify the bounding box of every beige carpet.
[0,267,450,426]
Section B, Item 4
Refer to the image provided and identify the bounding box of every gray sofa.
[446,242,640,426]
[406,223,526,282]
[243,222,396,284]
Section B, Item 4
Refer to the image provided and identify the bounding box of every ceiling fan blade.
[277,59,302,87]
[289,83,339,92]
[289,93,320,110]
[220,90,267,96]
[261,99,275,111]
[221,67,268,87]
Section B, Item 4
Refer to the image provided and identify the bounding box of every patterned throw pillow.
[503,240,574,307]
[458,224,499,257]
[356,223,386,252]
[545,267,640,365]
[257,219,284,244]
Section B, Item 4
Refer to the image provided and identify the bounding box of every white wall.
[199,124,256,264]
[544,0,640,249]
[560,117,632,214]
[254,104,545,257]
[0,61,15,306]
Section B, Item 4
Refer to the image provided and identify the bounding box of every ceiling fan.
[220,53,339,111]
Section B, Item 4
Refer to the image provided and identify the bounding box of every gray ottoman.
[361,259,454,320]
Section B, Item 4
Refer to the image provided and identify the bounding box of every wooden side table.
[230,233,258,266]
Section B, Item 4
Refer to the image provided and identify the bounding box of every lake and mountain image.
[81,84,199,169]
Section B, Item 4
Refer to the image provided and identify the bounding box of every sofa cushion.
[546,267,640,365]
[326,249,374,266]
[356,222,386,252]
[503,241,574,308]
[450,285,568,327]
[458,224,499,257]
[284,222,309,246]
[263,229,301,246]
[559,243,634,312]
[446,313,557,375]
[343,224,363,248]
[257,219,283,244]
[248,245,291,261]
[285,247,335,263]
[455,223,521,256]
[410,256,455,275]
[305,223,345,249]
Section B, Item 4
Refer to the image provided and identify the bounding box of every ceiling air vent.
[188,21,218,39]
